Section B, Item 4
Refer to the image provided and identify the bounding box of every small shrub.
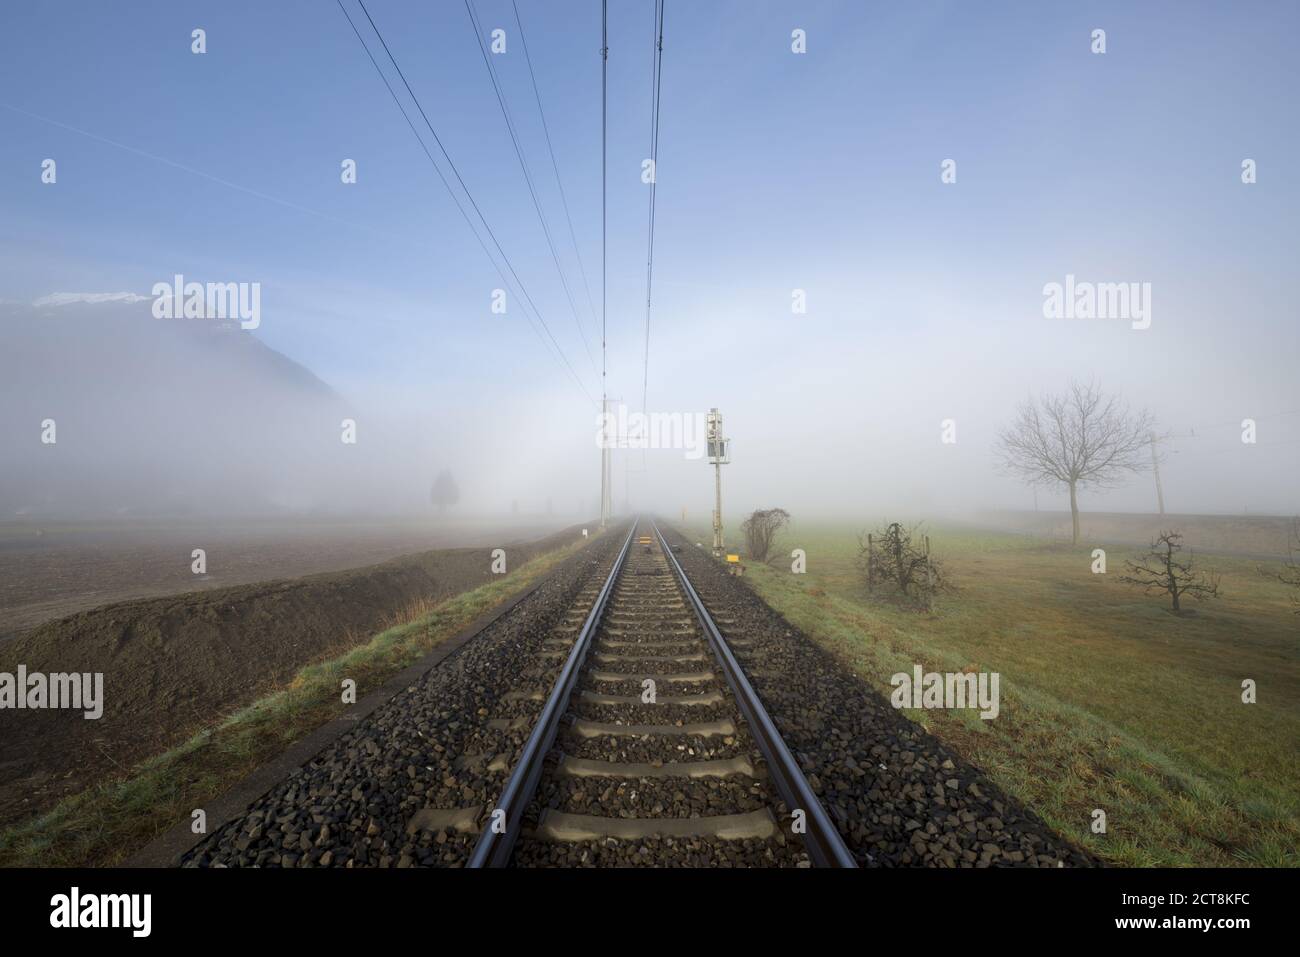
[856,521,948,609]
[741,508,790,563]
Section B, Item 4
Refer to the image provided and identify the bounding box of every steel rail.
[467,521,637,868]
[651,520,859,868]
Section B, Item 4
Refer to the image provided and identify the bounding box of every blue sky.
[2,1,1297,515]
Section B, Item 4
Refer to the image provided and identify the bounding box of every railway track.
[183,519,856,867]
[186,517,1088,868]
[480,519,855,867]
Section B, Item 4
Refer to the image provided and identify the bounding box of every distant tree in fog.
[1260,517,1300,613]
[430,470,460,511]
[996,379,1155,545]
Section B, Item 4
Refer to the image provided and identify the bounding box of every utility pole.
[598,1,609,529]
[600,397,623,526]
[1148,429,1195,516]
[1149,431,1165,517]
[600,397,610,526]
[706,408,729,557]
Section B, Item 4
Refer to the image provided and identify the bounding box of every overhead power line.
[600,0,611,526]
[511,0,602,341]
[641,0,665,418]
[464,0,600,379]
[339,0,597,406]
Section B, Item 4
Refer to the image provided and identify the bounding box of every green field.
[694,517,1299,867]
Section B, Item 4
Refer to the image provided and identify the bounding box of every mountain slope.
[1,298,351,516]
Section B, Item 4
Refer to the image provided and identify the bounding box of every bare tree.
[1119,531,1220,613]
[856,521,947,608]
[1259,517,1300,613]
[741,508,790,563]
[996,379,1155,545]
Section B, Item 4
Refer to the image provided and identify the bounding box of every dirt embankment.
[0,518,575,642]
[0,525,587,829]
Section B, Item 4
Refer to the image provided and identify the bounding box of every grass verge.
[702,520,1298,867]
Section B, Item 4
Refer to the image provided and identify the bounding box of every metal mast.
[1148,428,1194,516]
[706,408,728,556]
[601,398,612,526]
[1149,431,1165,516]
[599,1,610,528]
